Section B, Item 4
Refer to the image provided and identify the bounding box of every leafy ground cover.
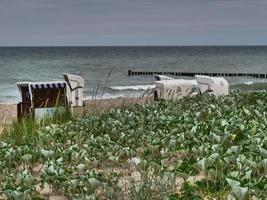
[0,91,267,199]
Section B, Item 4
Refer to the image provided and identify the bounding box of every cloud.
[0,0,267,45]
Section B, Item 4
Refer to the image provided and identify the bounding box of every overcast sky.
[1,0,267,46]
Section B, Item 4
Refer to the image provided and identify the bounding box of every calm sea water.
[0,46,267,103]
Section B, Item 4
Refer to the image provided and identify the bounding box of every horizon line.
[1,44,267,48]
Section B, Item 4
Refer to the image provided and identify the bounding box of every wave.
[83,92,143,100]
[109,84,156,91]
[244,81,254,85]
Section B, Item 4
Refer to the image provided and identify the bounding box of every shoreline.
[1,83,266,125]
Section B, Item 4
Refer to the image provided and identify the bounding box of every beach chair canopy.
[17,82,31,103]
[154,74,175,81]
[30,81,67,108]
[63,73,84,91]
[17,81,68,108]
[195,75,229,95]
[63,73,84,107]
[154,79,199,100]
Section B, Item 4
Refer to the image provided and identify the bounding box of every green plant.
[0,91,267,198]
[179,181,201,200]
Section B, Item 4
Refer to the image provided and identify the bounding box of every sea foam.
[110,84,156,91]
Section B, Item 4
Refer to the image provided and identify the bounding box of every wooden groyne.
[128,70,267,78]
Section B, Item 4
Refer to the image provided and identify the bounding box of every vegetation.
[0,91,267,199]
[2,107,73,145]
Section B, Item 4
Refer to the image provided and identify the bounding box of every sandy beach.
[0,103,17,125]
[0,97,153,126]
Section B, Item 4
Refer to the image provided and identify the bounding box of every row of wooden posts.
[128,70,267,78]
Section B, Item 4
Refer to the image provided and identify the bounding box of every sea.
[0,46,267,103]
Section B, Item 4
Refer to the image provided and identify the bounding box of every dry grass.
[0,104,16,123]
[73,97,153,117]
[0,97,153,129]
[0,104,16,134]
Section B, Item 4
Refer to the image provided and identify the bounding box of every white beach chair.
[153,75,229,101]
[154,79,200,100]
[63,73,84,107]
[154,74,175,81]
[195,75,229,96]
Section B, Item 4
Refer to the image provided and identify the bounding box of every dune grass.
[0,91,266,199]
[2,107,73,145]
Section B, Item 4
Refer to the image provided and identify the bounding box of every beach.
[1,0,266,197]
[0,91,266,199]
[0,103,17,125]
[0,97,153,127]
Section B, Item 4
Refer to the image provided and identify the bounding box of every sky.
[1,0,267,46]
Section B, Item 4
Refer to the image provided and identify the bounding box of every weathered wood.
[128,70,267,78]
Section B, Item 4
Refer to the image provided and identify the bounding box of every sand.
[0,104,17,125]
[0,97,153,126]
[0,97,154,199]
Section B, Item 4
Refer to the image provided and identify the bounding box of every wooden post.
[128,70,132,76]
[127,70,267,78]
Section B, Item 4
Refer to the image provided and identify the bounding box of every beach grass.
[2,107,73,145]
